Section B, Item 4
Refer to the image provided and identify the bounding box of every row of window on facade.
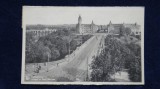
[26,29,57,37]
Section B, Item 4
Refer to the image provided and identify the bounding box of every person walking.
[57,63,59,67]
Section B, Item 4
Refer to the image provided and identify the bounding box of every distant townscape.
[26,15,141,37]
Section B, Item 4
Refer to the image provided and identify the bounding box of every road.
[27,33,106,82]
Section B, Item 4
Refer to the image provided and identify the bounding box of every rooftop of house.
[108,22,141,30]
[123,24,140,30]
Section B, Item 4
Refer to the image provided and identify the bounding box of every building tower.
[108,21,114,33]
[91,20,94,24]
[78,15,82,24]
[77,15,82,34]
[91,20,94,33]
[109,21,112,26]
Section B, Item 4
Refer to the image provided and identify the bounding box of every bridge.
[26,28,57,37]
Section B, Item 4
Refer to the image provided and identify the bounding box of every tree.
[26,29,79,63]
[26,32,37,52]
[70,39,78,51]
[125,43,141,82]
[125,27,132,36]
[119,25,125,36]
[91,36,128,81]
[33,42,51,63]
[50,47,60,61]
[25,41,51,63]
[55,37,68,56]
[25,32,37,63]
[91,35,142,82]
[128,57,141,82]
[91,51,113,81]
[41,46,51,62]
[120,26,132,36]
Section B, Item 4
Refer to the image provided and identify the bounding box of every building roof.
[81,24,98,28]
[123,24,140,30]
[108,22,141,31]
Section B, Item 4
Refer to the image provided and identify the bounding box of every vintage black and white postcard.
[21,6,144,85]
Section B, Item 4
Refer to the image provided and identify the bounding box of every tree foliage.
[90,35,141,82]
[26,29,92,63]
[26,41,51,63]
[91,36,128,81]
[120,26,132,36]
[125,27,132,36]
[82,35,92,43]
[126,43,141,82]
[70,39,78,51]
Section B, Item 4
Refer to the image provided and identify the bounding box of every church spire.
[109,21,112,25]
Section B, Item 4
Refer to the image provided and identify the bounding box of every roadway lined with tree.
[26,33,105,81]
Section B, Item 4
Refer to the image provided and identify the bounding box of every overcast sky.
[23,6,144,28]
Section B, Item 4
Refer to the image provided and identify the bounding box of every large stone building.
[76,15,98,34]
[107,21,141,35]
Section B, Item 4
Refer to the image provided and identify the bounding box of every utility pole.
[68,41,70,62]
[86,57,89,81]
[69,42,70,55]
[47,53,49,72]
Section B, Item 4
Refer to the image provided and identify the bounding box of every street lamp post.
[68,41,70,62]
[69,42,70,55]
[47,53,49,72]
[86,57,89,81]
